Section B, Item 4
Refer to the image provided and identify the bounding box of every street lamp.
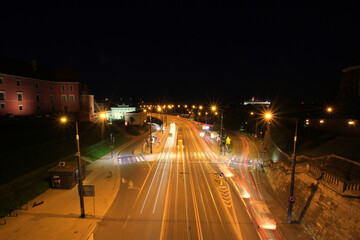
[60,116,85,218]
[99,112,114,158]
[264,112,298,223]
[211,105,224,153]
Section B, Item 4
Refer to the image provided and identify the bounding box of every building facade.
[336,65,360,117]
[125,111,147,125]
[0,58,94,120]
[109,104,136,120]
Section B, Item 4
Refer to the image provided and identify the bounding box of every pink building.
[0,58,94,121]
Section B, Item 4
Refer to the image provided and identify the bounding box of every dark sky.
[1,1,359,103]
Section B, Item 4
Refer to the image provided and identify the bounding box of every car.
[249,200,276,230]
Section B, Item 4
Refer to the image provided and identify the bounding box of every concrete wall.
[266,159,360,240]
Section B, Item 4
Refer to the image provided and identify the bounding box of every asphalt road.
[94,117,262,240]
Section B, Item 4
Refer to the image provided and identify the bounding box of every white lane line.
[153,149,171,213]
[182,146,191,240]
[140,140,169,214]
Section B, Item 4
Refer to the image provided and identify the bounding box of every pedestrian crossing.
[117,153,261,166]
[118,155,147,165]
[117,151,222,165]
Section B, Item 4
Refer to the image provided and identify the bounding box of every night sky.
[1,1,359,104]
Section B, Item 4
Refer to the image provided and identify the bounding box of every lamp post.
[60,117,85,218]
[264,112,298,223]
[149,115,153,154]
[211,106,224,153]
[287,118,298,223]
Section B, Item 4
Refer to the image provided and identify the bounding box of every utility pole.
[149,116,152,153]
[220,112,223,153]
[287,118,298,223]
[75,121,85,218]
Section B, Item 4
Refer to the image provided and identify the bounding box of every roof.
[48,161,85,173]
[0,57,82,82]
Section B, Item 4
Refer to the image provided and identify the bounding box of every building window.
[50,83,54,90]
[37,105,40,111]
[17,92,23,101]
[0,103,4,109]
[69,95,75,102]
[69,85,73,91]
[50,95,54,102]
[16,79,21,86]
[35,82,39,88]
[0,91,5,100]
[61,95,67,102]
[61,85,65,91]
[0,77,3,84]
[19,105,23,111]
[35,94,40,102]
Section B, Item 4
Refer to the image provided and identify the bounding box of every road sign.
[226,136,231,145]
[219,173,224,178]
[82,185,95,197]
[289,196,295,203]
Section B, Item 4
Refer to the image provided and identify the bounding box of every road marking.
[182,146,191,240]
[153,149,171,213]
[188,161,203,240]
[140,141,169,214]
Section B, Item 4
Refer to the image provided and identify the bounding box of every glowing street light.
[99,112,107,120]
[264,112,272,120]
[60,116,67,123]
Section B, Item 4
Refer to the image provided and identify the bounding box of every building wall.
[125,111,147,125]
[80,95,95,122]
[266,165,360,240]
[110,104,136,120]
[0,73,82,116]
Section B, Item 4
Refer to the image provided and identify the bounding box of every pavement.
[0,133,150,240]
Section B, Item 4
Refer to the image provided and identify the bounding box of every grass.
[0,118,134,217]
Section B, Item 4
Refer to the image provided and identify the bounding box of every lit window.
[17,92,23,101]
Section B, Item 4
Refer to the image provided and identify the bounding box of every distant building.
[109,104,136,120]
[243,97,271,107]
[336,65,360,117]
[0,57,94,121]
[125,111,147,126]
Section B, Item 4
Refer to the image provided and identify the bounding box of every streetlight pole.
[287,118,298,223]
[60,117,85,218]
[149,115,152,153]
[220,111,224,153]
[263,112,299,223]
[75,121,85,218]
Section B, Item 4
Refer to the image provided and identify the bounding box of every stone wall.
[266,162,360,240]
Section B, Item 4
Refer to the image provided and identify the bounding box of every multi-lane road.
[94,116,282,240]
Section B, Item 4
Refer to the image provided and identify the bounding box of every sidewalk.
[0,134,148,240]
